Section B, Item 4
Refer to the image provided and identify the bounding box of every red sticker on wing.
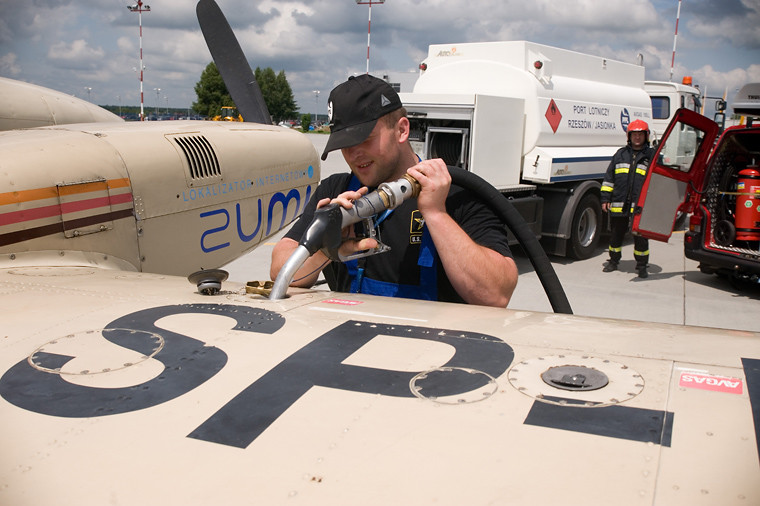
[679,372,743,394]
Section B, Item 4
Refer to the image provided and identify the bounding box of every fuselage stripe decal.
[0,193,133,226]
[0,208,134,247]
[1,203,61,225]
[0,178,131,206]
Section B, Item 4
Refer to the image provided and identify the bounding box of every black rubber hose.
[448,166,573,315]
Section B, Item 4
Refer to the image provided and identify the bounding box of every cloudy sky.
[1,0,758,118]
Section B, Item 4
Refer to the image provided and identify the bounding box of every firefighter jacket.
[600,144,655,215]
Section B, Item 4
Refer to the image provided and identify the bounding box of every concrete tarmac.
[224,133,760,333]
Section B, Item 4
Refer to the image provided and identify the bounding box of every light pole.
[355,0,385,74]
[669,0,682,82]
[313,90,320,122]
[117,95,122,116]
[128,1,151,120]
[84,87,92,102]
[153,88,161,117]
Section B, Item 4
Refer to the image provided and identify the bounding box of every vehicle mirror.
[713,112,725,133]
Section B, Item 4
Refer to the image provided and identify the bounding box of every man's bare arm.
[407,158,517,307]
[424,211,518,307]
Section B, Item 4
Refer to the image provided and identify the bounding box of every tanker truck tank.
[399,41,653,259]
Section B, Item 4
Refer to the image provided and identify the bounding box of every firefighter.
[600,119,655,278]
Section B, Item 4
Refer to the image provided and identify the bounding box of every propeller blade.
[196,0,272,124]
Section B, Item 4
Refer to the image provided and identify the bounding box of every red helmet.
[627,119,649,133]
[627,119,650,143]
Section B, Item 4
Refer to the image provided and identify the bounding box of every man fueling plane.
[0,1,758,505]
[270,74,518,307]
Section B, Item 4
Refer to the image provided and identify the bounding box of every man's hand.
[318,186,378,258]
[602,202,610,212]
[316,186,366,212]
[406,158,451,218]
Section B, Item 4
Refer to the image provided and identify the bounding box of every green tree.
[192,62,233,117]
[254,67,298,123]
[193,62,298,122]
[300,114,312,132]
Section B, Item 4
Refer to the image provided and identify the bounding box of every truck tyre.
[569,193,602,260]
[713,220,735,246]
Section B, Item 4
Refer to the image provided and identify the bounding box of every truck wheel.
[713,220,735,246]
[568,194,602,260]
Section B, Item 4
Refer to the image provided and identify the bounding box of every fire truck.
[634,83,760,284]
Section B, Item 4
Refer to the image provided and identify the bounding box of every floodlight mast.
[669,0,681,82]
[356,0,385,74]
[128,1,151,121]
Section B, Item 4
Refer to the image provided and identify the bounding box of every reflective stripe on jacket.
[600,144,655,215]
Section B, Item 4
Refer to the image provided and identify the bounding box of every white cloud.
[693,63,760,101]
[688,6,760,49]
[0,52,21,76]
[48,39,106,62]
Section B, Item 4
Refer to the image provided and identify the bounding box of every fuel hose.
[447,166,572,314]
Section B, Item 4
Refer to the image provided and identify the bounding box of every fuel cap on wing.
[508,355,644,407]
[188,269,229,295]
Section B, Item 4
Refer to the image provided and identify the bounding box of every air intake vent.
[172,135,221,179]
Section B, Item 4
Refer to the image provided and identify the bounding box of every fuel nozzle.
[339,174,421,228]
[269,174,420,300]
[298,174,420,260]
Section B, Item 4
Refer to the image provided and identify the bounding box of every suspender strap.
[343,175,439,300]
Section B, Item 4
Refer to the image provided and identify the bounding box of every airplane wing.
[1,266,758,505]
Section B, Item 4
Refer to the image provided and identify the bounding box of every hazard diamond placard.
[545,99,562,133]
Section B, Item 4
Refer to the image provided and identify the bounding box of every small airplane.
[0,1,758,505]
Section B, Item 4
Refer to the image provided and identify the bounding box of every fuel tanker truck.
[399,41,654,259]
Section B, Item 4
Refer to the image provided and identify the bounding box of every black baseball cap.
[321,74,403,161]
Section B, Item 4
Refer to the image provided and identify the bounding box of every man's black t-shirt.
[285,173,512,303]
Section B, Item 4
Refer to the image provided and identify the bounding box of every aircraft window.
[657,121,705,173]
[650,97,670,120]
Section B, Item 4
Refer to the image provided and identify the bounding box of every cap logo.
[321,75,403,160]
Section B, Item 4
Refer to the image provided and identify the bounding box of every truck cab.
[644,78,702,141]
[633,83,760,284]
